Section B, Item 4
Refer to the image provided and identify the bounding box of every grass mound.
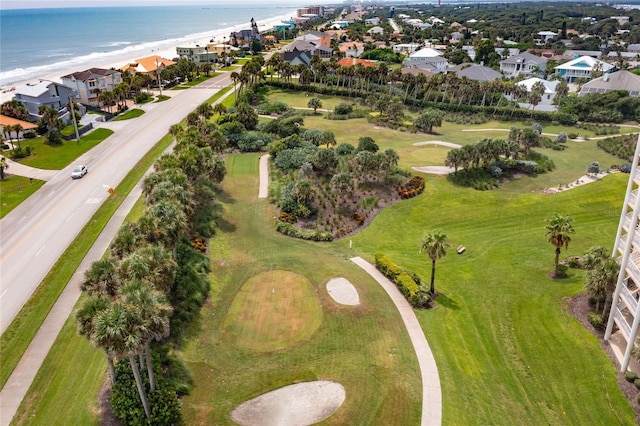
[224,270,323,351]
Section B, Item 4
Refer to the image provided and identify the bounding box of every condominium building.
[605,133,640,372]
[297,6,324,17]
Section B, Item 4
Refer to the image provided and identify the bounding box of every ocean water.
[0,4,298,87]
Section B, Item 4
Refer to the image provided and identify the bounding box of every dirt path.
[413,141,461,148]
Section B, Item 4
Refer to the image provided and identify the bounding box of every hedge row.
[275,220,333,241]
[374,252,422,307]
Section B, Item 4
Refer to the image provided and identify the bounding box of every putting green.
[224,270,323,352]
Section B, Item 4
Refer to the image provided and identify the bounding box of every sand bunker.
[413,141,461,148]
[326,277,360,306]
[412,166,456,175]
[230,380,345,426]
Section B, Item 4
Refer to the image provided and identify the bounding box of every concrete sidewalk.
[3,158,59,181]
[0,180,145,426]
[258,154,270,199]
[351,256,442,426]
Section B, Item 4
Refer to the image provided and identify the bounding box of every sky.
[1,0,333,9]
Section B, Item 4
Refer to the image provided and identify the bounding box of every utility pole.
[155,59,163,97]
[69,91,80,142]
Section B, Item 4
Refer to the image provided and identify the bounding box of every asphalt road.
[0,73,231,334]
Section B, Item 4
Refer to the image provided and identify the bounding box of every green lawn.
[112,108,145,121]
[15,128,114,169]
[0,175,45,219]
[181,154,422,425]
[345,173,635,425]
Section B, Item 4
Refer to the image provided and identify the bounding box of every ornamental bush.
[374,253,423,307]
[624,371,638,382]
[588,311,604,329]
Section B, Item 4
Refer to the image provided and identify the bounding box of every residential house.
[450,32,464,43]
[340,42,364,58]
[404,57,448,74]
[514,77,559,111]
[537,31,558,44]
[282,39,332,62]
[628,44,640,53]
[60,68,122,106]
[554,55,614,82]
[500,52,547,78]
[230,28,264,46]
[298,31,332,48]
[392,43,422,54]
[0,115,38,139]
[449,63,502,82]
[400,67,433,79]
[13,80,77,120]
[564,50,602,59]
[282,48,312,68]
[367,26,384,36]
[365,17,380,26]
[607,51,640,68]
[176,46,217,66]
[330,20,353,29]
[336,58,377,68]
[121,56,176,79]
[579,70,640,97]
[611,16,630,25]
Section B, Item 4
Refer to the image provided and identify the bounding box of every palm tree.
[419,230,450,295]
[121,280,172,392]
[0,156,8,180]
[75,296,117,384]
[94,301,151,418]
[81,257,121,298]
[213,103,227,116]
[545,213,575,278]
[307,97,322,114]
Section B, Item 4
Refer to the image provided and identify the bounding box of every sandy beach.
[0,12,293,104]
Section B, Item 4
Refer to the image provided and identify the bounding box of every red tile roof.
[337,58,377,68]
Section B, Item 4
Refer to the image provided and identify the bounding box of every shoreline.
[0,11,294,104]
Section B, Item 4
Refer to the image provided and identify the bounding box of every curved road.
[0,73,231,334]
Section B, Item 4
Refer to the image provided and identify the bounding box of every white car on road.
[71,165,88,179]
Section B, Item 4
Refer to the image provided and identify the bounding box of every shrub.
[587,161,600,174]
[374,253,423,307]
[110,359,182,426]
[275,221,333,241]
[336,143,355,155]
[334,102,353,115]
[23,131,36,139]
[397,175,425,199]
[135,92,152,103]
[588,311,603,329]
[238,131,271,152]
[555,132,568,143]
[375,253,402,280]
[620,163,632,173]
[634,378,640,390]
[625,371,638,383]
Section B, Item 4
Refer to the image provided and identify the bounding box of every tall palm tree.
[81,257,121,298]
[75,296,116,384]
[94,301,151,418]
[419,230,451,295]
[545,213,575,278]
[121,280,172,392]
